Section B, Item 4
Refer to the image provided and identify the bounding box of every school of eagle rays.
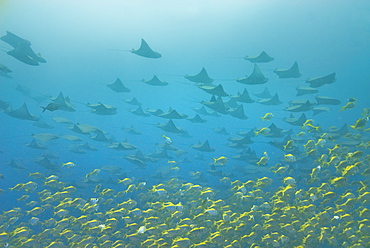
[0,31,370,248]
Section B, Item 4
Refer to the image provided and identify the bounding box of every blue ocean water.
[0,1,370,247]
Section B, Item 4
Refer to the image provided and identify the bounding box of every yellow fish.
[261,113,273,121]
[162,134,172,144]
[62,162,76,168]
[284,154,297,162]
[213,156,229,166]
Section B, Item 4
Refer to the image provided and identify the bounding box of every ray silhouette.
[51,92,75,112]
[285,100,313,112]
[237,64,268,85]
[315,96,341,105]
[244,51,274,63]
[227,104,248,120]
[142,75,168,86]
[5,102,39,121]
[257,93,282,105]
[107,78,130,93]
[184,67,214,85]
[131,38,161,58]
[230,89,255,103]
[191,140,215,152]
[274,61,301,78]
[296,86,319,96]
[124,97,142,106]
[156,119,185,134]
[187,114,207,123]
[199,84,229,97]
[283,113,307,126]
[158,108,188,119]
[87,102,117,115]
[306,72,336,88]
[129,106,150,117]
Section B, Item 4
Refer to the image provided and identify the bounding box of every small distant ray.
[5,102,39,121]
[52,117,73,124]
[158,108,188,119]
[227,104,248,120]
[122,125,142,135]
[296,86,318,97]
[213,127,230,135]
[26,138,47,150]
[199,84,229,97]
[41,102,61,113]
[68,123,97,134]
[131,38,161,58]
[35,156,59,171]
[156,119,185,134]
[185,67,214,85]
[264,123,284,138]
[147,148,172,159]
[274,61,301,79]
[257,93,282,105]
[68,146,86,154]
[228,135,253,145]
[142,75,168,86]
[254,87,273,98]
[191,140,215,152]
[60,135,83,142]
[124,156,147,167]
[124,97,142,106]
[187,114,207,123]
[0,63,12,78]
[306,72,336,88]
[237,64,268,85]
[33,115,54,129]
[87,102,117,115]
[107,78,131,93]
[79,142,98,151]
[244,51,274,63]
[32,133,59,143]
[125,149,155,163]
[146,108,164,116]
[192,106,221,117]
[6,159,26,170]
[230,89,255,103]
[283,113,307,126]
[312,107,331,116]
[51,92,76,112]
[315,96,341,105]
[108,141,137,151]
[90,130,112,142]
[201,96,230,114]
[285,100,313,112]
[16,84,31,96]
[329,123,349,135]
[225,98,239,109]
[129,106,150,117]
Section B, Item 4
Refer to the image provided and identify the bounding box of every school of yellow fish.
[0,108,370,248]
